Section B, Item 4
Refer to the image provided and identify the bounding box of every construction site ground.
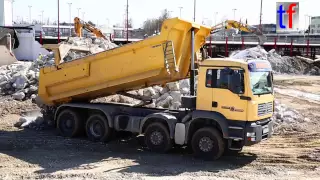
[0,74,319,180]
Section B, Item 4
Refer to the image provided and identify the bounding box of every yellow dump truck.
[37,18,275,160]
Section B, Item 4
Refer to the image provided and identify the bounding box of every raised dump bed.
[38,18,211,105]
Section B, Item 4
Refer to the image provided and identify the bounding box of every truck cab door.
[196,67,213,111]
[208,67,248,121]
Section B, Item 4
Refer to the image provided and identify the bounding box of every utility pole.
[178,7,183,18]
[68,3,72,24]
[259,0,263,32]
[68,2,72,36]
[77,8,81,17]
[12,0,14,24]
[41,11,44,24]
[126,0,129,43]
[82,12,85,20]
[28,5,32,24]
[214,12,218,25]
[193,0,196,22]
[58,0,60,43]
[232,8,237,20]
[38,15,41,24]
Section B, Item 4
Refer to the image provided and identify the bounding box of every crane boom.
[211,20,266,44]
[74,17,107,40]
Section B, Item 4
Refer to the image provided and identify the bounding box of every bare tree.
[142,9,171,36]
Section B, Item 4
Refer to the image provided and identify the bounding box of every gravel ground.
[0,74,319,180]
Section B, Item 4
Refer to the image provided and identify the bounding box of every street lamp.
[68,2,72,36]
[41,10,44,24]
[58,0,60,43]
[214,12,218,25]
[28,5,32,24]
[12,0,14,24]
[82,12,85,20]
[178,6,183,18]
[77,8,81,17]
[232,8,237,20]
[106,18,109,27]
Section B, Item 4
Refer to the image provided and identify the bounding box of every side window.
[205,68,245,94]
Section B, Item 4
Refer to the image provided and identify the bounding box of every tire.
[191,127,225,160]
[144,122,172,153]
[56,109,84,138]
[85,114,113,142]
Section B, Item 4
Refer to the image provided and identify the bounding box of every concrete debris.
[271,100,305,134]
[14,114,48,130]
[230,46,320,75]
[62,37,118,63]
[0,37,118,101]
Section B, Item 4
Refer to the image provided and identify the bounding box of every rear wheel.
[85,114,113,142]
[56,109,84,138]
[191,127,225,160]
[144,122,172,153]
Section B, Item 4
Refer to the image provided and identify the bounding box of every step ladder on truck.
[36,18,275,160]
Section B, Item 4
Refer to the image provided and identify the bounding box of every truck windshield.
[250,71,273,95]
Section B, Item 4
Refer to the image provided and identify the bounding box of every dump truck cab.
[188,58,274,151]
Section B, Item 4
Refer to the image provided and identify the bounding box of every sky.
[12,0,318,29]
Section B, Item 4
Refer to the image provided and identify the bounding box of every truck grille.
[258,102,273,116]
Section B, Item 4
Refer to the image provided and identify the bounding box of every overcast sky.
[13,0,316,29]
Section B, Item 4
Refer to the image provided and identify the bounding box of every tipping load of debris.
[230,46,320,75]
[61,37,118,63]
[92,78,197,110]
[0,37,118,101]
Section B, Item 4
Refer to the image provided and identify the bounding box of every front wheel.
[191,127,225,160]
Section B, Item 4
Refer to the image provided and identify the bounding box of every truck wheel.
[144,122,172,153]
[191,127,225,160]
[85,114,112,142]
[56,109,83,138]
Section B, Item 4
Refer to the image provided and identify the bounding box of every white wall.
[0,0,13,26]
[13,32,49,61]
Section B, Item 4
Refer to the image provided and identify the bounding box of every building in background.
[0,0,13,26]
[310,16,320,34]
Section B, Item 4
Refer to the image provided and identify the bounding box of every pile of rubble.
[62,37,118,63]
[230,46,320,75]
[0,37,118,101]
[93,78,197,110]
[271,100,308,134]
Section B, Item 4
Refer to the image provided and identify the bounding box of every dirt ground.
[0,74,319,180]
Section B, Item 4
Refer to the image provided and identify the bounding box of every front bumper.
[244,118,274,146]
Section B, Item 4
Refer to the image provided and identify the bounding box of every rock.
[170,91,182,103]
[29,85,38,92]
[138,89,144,96]
[180,87,190,95]
[167,82,180,91]
[156,93,170,103]
[30,94,37,99]
[143,87,156,97]
[157,96,173,108]
[12,92,25,101]
[170,101,181,110]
